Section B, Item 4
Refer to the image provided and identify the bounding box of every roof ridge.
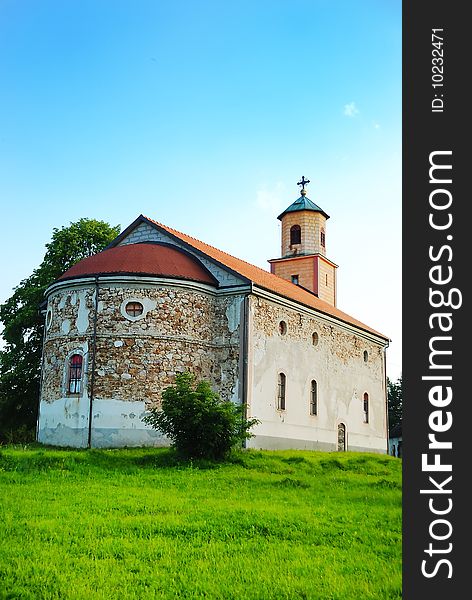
[141,215,388,340]
[144,216,274,273]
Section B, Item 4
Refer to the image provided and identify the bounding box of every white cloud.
[256,181,286,214]
[343,102,359,117]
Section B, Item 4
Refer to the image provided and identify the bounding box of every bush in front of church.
[144,372,259,460]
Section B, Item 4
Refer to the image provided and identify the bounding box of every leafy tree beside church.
[0,218,120,442]
[387,376,402,431]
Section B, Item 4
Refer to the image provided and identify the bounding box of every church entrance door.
[337,423,346,451]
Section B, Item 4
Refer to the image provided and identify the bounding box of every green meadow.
[0,447,401,600]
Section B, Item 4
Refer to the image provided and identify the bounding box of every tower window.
[290,225,301,245]
[310,380,318,415]
[325,274,328,286]
[68,354,83,394]
[312,332,319,346]
[291,274,299,285]
[363,350,369,363]
[279,320,287,335]
[277,373,286,411]
[321,230,326,247]
[363,393,369,423]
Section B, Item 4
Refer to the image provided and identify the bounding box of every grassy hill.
[0,446,401,600]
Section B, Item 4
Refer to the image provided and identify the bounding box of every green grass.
[0,446,401,600]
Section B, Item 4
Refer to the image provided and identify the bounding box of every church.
[37,178,390,453]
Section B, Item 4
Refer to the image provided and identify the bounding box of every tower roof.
[277,195,330,221]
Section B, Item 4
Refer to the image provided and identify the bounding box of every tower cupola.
[268,177,338,306]
[277,176,330,258]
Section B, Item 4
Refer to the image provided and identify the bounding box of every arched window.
[290,225,301,245]
[68,354,83,394]
[312,332,319,346]
[279,320,287,335]
[310,380,318,415]
[363,393,369,423]
[277,373,286,410]
[363,350,369,363]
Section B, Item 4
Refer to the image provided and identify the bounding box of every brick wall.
[42,282,243,408]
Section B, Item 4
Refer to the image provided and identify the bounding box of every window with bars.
[290,225,301,245]
[363,393,369,423]
[125,301,144,317]
[321,230,326,247]
[68,354,83,394]
[277,373,286,411]
[310,380,318,415]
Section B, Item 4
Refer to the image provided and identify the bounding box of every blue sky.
[0,0,402,379]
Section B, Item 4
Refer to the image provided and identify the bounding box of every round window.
[125,302,144,317]
[279,320,287,335]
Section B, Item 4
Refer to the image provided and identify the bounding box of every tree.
[144,372,260,460]
[0,218,120,442]
[387,375,402,431]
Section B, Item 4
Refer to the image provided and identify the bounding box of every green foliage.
[0,218,120,442]
[144,372,260,460]
[0,446,402,599]
[387,375,402,431]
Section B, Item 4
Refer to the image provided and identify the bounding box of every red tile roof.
[58,242,217,287]
[143,216,389,341]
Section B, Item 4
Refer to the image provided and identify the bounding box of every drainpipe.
[240,289,251,448]
[384,340,390,455]
[87,277,100,449]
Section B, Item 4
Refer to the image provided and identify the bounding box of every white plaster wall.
[246,295,388,453]
[37,396,168,448]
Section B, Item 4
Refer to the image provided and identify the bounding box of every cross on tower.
[297,176,310,194]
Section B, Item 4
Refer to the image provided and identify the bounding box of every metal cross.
[297,176,310,191]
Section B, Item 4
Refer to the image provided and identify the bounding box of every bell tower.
[268,177,338,306]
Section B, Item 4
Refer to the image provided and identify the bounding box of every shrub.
[143,372,260,460]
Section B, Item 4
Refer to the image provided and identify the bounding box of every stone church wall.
[246,294,388,453]
[38,279,243,448]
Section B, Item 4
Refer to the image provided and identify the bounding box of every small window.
[363,393,369,423]
[310,380,318,415]
[321,230,326,247]
[277,373,286,410]
[279,320,287,335]
[325,274,328,286]
[46,309,53,329]
[290,225,301,245]
[291,275,299,285]
[363,350,369,363]
[68,354,83,394]
[312,332,319,346]
[125,301,144,317]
